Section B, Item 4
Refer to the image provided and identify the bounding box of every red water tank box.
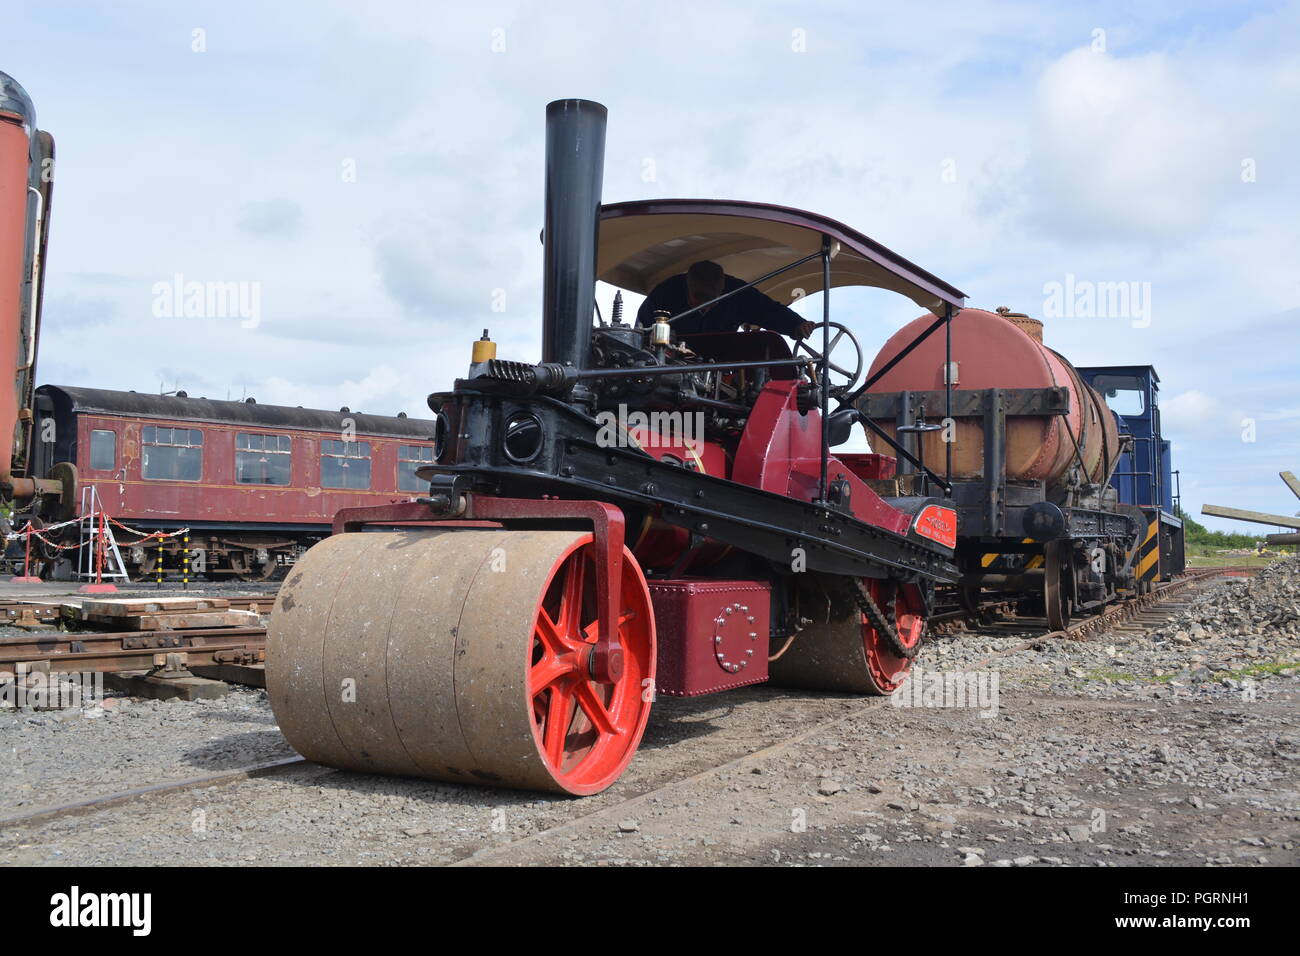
[838,453,897,481]
[648,579,771,697]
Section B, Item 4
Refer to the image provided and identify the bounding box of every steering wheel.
[794,321,864,396]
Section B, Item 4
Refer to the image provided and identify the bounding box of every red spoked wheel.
[528,537,655,794]
[862,580,926,695]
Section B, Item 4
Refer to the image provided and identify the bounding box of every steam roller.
[267,97,970,794]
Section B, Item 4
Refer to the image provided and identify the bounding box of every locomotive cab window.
[89,430,116,471]
[1091,374,1146,417]
[142,426,203,481]
[397,444,433,492]
[321,439,371,490]
[236,432,292,485]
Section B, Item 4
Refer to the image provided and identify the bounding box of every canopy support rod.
[818,237,831,504]
[840,310,950,408]
[944,302,953,485]
[854,413,952,495]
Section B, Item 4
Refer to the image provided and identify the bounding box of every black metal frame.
[424,389,958,584]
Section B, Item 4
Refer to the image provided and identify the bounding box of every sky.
[3,0,1297,533]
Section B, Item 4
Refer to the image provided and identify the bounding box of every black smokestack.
[542,99,606,368]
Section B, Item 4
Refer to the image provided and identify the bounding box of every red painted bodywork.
[731,380,911,535]
[628,380,917,570]
[75,412,430,528]
[648,579,771,696]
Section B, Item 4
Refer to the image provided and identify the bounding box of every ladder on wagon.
[77,485,130,585]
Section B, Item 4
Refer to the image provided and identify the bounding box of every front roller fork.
[332,494,630,683]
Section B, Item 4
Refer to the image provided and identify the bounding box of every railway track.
[932,567,1253,647]
[0,592,275,679]
[0,593,278,621]
[0,566,1255,860]
[0,626,266,676]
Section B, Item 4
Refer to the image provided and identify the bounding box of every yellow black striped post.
[1136,515,1161,585]
[182,534,190,590]
[156,540,164,588]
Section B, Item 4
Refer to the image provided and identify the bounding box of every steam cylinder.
[866,308,1119,489]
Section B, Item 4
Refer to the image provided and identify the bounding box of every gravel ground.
[1,564,1296,866]
[933,560,1299,702]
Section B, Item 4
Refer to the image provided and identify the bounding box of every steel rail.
[0,757,309,832]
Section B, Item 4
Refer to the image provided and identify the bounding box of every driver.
[636,260,816,340]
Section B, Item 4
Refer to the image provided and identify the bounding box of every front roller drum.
[769,580,925,695]
[266,529,656,795]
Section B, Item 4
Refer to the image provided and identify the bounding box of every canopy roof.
[597,199,966,314]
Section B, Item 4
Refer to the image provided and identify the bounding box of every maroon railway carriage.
[29,385,436,580]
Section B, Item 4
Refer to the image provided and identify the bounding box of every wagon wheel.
[958,583,993,625]
[793,321,864,397]
[237,556,280,583]
[266,529,656,795]
[1044,540,1073,631]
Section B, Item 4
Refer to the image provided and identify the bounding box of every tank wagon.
[28,385,437,580]
[0,71,75,532]
[860,307,1183,629]
[266,99,968,795]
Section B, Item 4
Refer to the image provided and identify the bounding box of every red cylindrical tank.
[0,76,34,483]
[866,307,1119,489]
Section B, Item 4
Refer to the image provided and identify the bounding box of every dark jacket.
[635,273,805,338]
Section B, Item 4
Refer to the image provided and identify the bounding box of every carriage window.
[397,444,433,492]
[142,426,203,481]
[89,430,116,471]
[320,439,371,490]
[236,432,292,485]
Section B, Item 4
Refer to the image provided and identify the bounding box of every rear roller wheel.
[769,580,925,695]
[266,529,656,795]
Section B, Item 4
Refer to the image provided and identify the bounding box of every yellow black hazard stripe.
[1136,515,1161,582]
[979,538,1044,570]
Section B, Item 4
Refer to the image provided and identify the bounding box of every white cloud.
[1160,389,1243,439]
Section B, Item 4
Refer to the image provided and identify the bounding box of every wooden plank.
[103,670,230,701]
[188,661,266,688]
[1281,471,1300,502]
[1201,504,1300,530]
[83,610,261,631]
[76,596,231,616]
[1265,532,1300,545]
